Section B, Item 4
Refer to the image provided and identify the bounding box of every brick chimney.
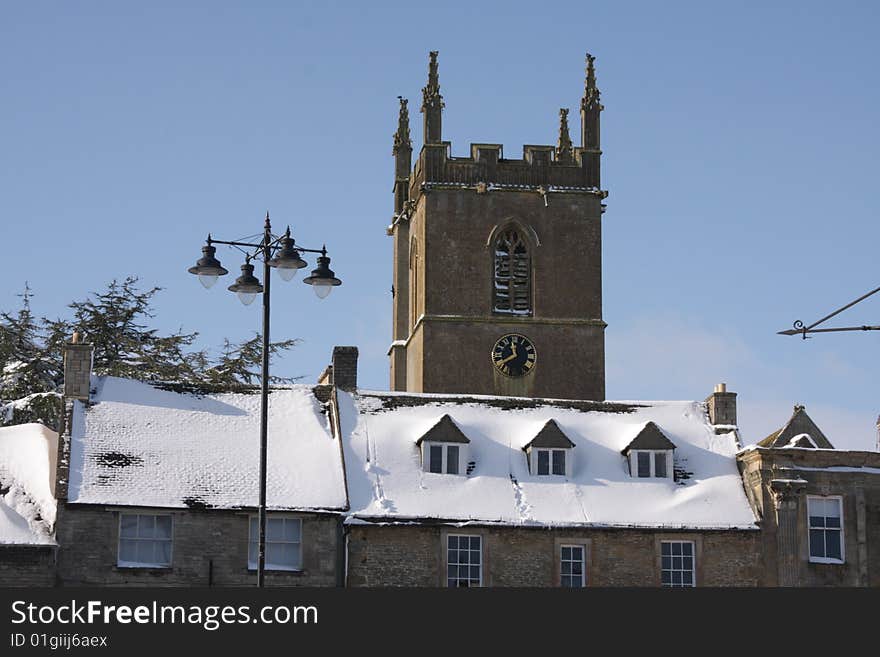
[331,346,359,392]
[63,332,93,401]
[706,382,737,427]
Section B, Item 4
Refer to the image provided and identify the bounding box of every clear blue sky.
[3,1,879,448]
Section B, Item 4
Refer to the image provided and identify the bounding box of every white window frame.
[422,442,463,475]
[807,495,845,564]
[446,534,482,587]
[248,516,303,572]
[117,513,173,569]
[629,450,671,479]
[531,448,570,476]
[660,540,696,587]
[559,544,586,587]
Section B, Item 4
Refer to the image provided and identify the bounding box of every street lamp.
[187,212,341,587]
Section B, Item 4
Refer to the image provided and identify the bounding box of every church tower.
[388,52,607,400]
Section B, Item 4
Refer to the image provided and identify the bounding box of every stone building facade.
[738,406,880,587]
[346,525,762,588]
[54,506,341,587]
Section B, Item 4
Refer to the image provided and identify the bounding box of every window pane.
[538,450,549,475]
[267,518,284,541]
[637,452,650,477]
[459,550,470,564]
[661,556,671,570]
[572,561,583,576]
[661,542,671,556]
[682,542,693,556]
[826,530,842,560]
[809,529,825,558]
[561,562,572,575]
[671,542,682,555]
[429,445,443,473]
[249,517,258,540]
[561,546,571,560]
[120,515,137,538]
[447,446,459,475]
[809,515,825,529]
[470,566,480,581]
[285,519,302,541]
[155,516,172,539]
[661,571,671,585]
[448,536,458,549]
[672,571,682,585]
[136,541,154,565]
[471,549,481,565]
[248,541,257,568]
[654,452,667,478]
[138,515,156,539]
[448,550,458,564]
[119,539,137,563]
[157,539,172,566]
[571,546,583,560]
[826,516,840,529]
[447,565,456,579]
[682,572,693,585]
[552,450,565,475]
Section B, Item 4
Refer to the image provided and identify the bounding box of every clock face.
[491,334,537,377]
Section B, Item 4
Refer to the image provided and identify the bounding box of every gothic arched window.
[493,228,531,315]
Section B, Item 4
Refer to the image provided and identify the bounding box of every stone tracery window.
[493,228,531,315]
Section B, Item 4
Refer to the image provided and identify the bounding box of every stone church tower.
[388,52,607,400]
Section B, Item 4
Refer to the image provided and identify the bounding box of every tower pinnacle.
[421,51,444,144]
[393,97,411,154]
[557,108,574,163]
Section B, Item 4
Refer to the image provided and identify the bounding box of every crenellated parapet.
[409,141,606,197]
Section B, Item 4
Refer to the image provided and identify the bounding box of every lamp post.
[187,212,341,587]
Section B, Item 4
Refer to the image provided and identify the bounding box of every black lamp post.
[187,212,341,587]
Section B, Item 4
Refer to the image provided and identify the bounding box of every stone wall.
[56,505,342,587]
[738,448,880,586]
[346,524,762,587]
[0,546,56,587]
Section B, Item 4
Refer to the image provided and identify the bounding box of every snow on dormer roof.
[522,419,575,451]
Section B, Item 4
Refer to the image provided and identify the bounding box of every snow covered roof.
[0,423,58,545]
[68,376,347,512]
[340,391,758,529]
[758,405,833,449]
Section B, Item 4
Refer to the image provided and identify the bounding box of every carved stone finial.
[422,50,443,107]
[557,108,573,163]
[393,96,411,153]
[421,50,444,143]
[582,52,601,108]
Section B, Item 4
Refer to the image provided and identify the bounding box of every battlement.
[410,141,601,195]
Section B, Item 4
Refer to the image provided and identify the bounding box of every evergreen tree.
[0,277,301,431]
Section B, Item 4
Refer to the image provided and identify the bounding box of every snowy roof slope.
[0,423,58,545]
[68,377,347,512]
[340,391,758,529]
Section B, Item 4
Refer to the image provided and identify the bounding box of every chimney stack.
[706,382,737,427]
[63,335,93,401]
[331,346,359,392]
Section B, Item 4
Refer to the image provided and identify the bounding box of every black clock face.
[491,334,536,377]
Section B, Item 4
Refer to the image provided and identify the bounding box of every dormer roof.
[621,422,676,455]
[758,405,833,449]
[522,419,575,451]
[415,414,471,446]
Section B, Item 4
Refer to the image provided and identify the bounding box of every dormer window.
[535,448,566,475]
[622,422,676,480]
[416,414,470,476]
[631,450,670,478]
[524,419,575,477]
[428,443,460,474]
